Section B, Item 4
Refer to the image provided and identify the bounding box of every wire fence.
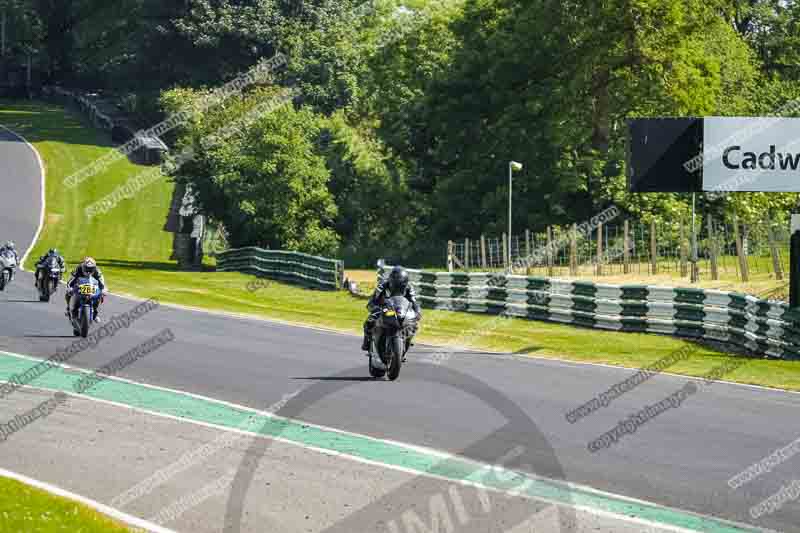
[447,217,789,282]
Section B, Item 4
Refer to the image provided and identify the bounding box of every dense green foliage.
[3,0,799,265]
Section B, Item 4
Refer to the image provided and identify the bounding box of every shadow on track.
[291,376,378,382]
[21,335,76,339]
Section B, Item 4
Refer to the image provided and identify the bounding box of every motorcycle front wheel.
[387,335,403,381]
[80,306,91,338]
[39,278,50,302]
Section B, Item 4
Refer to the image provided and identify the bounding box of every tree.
[162,87,341,256]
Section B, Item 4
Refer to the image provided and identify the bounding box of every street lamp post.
[1,8,7,58]
[508,161,523,271]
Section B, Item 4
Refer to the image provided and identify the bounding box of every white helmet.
[82,257,97,275]
[4,241,14,250]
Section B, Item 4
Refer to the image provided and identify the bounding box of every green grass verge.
[0,476,131,532]
[0,100,175,267]
[3,99,800,392]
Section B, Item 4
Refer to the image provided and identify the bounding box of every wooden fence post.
[767,222,784,281]
[680,218,688,277]
[546,226,554,277]
[480,235,487,269]
[464,238,470,272]
[650,219,658,275]
[707,216,719,281]
[447,240,454,272]
[733,213,749,282]
[502,233,508,271]
[596,223,603,276]
[570,224,578,276]
[525,229,531,260]
[623,220,630,274]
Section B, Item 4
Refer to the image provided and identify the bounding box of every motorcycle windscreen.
[387,295,411,316]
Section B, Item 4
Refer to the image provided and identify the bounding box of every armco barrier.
[218,247,344,290]
[379,267,800,359]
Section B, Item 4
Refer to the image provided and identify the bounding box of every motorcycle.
[368,295,418,381]
[68,276,101,338]
[0,250,17,291]
[37,257,63,302]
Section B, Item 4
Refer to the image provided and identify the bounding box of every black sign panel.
[627,118,703,192]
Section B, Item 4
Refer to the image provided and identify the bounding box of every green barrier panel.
[383,266,799,360]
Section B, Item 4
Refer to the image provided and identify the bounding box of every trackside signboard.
[703,117,800,192]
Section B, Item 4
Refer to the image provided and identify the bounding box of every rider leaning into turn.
[65,257,108,322]
[0,241,19,280]
[34,248,66,286]
[362,266,422,352]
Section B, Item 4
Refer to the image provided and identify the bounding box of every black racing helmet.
[48,248,58,256]
[387,266,409,293]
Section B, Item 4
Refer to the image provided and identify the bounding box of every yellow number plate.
[384,310,396,316]
[79,284,94,296]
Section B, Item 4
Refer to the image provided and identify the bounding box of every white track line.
[0,352,768,533]
[0,467,178,533]
[0,124,46,270]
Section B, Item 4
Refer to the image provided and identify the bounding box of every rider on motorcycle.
[65,257,107,322]
[0,241,19,281]
[34,248,66,287]
[362,266,421,352]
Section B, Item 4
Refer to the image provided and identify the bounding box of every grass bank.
[3,99,800,392]
[0,475,131,532]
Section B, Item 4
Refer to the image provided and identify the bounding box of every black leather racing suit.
[35,253,66,286]
[362,277,421,350]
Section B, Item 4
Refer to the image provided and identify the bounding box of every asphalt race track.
[2,126,799,532]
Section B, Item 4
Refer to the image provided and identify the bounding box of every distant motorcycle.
[0,249,17,291]
[37,257,63,302]
[368,295,419,381]
[68,276,101,338]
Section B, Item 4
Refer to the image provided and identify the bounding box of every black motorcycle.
[37,257,63,302]
[368,295,419,380]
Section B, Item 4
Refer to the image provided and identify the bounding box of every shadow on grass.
[1,99,164,169]
[0,100,117,148]
[97,258,217,273]
[511,345,543,355]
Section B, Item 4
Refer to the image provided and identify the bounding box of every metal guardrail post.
[791,215,800,308]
